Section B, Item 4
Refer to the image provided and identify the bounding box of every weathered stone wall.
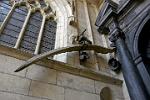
[0,54,124,100]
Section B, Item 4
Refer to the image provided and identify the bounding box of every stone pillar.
[109,26,149,100]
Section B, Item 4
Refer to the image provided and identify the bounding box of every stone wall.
[0,54,124,100]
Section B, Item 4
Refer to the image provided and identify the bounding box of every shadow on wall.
[100,87,112,100]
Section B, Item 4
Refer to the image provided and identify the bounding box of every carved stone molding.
[109,28,125,42]
[95,0,118,27]
[96,0,143,28]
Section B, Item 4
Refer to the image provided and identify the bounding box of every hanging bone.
[79,51,90,62]
[77,29,92,62]
[108,58,121,72]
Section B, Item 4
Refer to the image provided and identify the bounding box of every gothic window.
[20,11,42,53]
[0,5,27,47]
[0,1,11,25]
[0,0,57,55]
[39,20,56,53]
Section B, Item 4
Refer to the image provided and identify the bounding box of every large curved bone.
[15,45,114,72]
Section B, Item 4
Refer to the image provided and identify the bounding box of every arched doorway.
[138,19,150,74]
[100,87,112,100]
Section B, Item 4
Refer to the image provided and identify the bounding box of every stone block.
[29,81,64,100]
[26,65,57,84]
[0,54,26,77]
[57,72,95,93]
[65,89,100,100]
[0,91,48,100]
[0,72,31,95]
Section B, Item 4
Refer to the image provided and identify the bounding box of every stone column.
[109,27,149,100]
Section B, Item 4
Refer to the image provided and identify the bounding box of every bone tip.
[14,68,21,72]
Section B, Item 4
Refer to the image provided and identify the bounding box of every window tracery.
[0,0,57,54]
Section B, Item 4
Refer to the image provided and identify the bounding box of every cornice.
[95,0,136,28]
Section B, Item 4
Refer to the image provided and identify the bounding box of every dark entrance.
[138,20,150,74]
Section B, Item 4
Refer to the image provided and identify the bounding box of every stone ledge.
[0,44,123,86]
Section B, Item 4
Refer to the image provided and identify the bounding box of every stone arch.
[133,11,150,58]
[100,87,112,100]
[133,9,150,95]
[138,19,150,72]
[132,10,150,65]
[47,0,75,62]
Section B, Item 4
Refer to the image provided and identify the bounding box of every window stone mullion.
[14,9,32,49]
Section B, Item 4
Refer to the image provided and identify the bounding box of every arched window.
[100,87,112,100]
[0,5,27,47]
[0,0,57,55]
